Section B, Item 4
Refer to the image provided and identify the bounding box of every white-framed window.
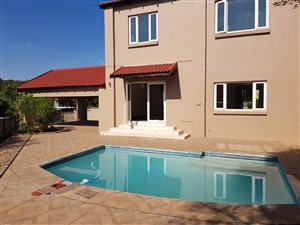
[214,171,266,204]
[214,82,267,111]
[129,13,158,44]
[215,0,269,34]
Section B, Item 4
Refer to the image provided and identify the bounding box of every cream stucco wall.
[206,2,300,144]
[99,7,116,133]
[101,0,300,145]
[87,108,100,121]
[101,0,206,137]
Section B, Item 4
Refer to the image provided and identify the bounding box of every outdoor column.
[76,97,88,121]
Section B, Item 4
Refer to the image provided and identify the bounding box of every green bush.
[0,97,10,117]
[0,79,23,117]
[14,94,54,133]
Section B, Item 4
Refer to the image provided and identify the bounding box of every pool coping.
[39,144,300,205]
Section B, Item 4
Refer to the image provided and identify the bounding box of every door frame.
[126,81,166,124]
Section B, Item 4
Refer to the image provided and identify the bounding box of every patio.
[1,125,299,224]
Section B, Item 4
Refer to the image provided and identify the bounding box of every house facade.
[99,0,300,144]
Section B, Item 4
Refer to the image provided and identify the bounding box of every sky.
[0,0,105,81]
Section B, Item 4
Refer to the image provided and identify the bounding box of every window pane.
[255,178,263,204]
[258,0,267,27]
[215,174,224,198]
[217,2,225,32]
[226,174,252,204]
[228,0,255,32]
[227,83,253,109]
[138,14,149,42]
[130,17,136,43]
[256,83,264,108]
[151,14,157,40]
[216,85,224,108]
[150,84,164,121]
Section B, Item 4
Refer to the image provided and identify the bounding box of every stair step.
[118,124,132,129]
[135,122,166,127]
[118,124,176,131]
[110,128,183,136]
[101,123,190,140]
[101,131,190,140]
[133,126,176,131]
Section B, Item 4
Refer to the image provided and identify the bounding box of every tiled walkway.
[0,134,31,177]
[0,125,299,224]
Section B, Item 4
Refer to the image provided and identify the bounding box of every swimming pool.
[41,145,299,205]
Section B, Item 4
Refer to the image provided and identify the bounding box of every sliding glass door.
[126,82,165,123]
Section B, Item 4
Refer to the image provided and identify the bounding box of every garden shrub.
[14,94,54,133]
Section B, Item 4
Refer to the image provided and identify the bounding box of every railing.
[0,116,18,142]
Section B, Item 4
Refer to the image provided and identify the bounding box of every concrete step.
[135,121,166,127]
[118,124,176,131]
[134,126,176,131]
[118,124,132,129]
[109,128,183,136]
[101,131,190,140]
[101,123,190,140]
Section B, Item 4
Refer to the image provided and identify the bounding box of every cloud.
[25,41,32,47]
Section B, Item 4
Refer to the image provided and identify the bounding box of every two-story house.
[99,0,300,144]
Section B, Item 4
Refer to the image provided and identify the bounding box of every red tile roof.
[111,63,177,78]
[17,66,106,90]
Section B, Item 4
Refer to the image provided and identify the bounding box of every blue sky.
[1,0,105,81]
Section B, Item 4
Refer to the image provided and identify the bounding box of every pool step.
[101,124,190,140]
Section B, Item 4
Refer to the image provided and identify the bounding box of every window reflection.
[214,171,266,204]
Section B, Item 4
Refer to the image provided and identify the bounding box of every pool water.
[41,146,298,205]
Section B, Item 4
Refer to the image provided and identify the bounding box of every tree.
[274,0,300,8]
[0,97,10,117]
[14,94,54,133]
[0,79,24,116]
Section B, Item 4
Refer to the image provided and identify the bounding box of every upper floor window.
[129,13,158,44]
[215,0,268,33]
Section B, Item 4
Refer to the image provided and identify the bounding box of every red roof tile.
[111,63,177,78]
[17,66,106,90]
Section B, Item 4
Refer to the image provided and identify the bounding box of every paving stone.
[1,125,299,224]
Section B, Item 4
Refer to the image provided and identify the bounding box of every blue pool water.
[41,146,298,205]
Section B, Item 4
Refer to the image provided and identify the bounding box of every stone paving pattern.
[0,125,299,224]
[0,134,31,177]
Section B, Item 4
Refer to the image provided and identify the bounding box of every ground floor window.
[214,81,267,111]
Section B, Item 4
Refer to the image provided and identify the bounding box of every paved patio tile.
[1,125,299,224]
[0,134,31,178]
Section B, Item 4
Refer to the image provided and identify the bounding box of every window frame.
[214,81,267,112]
[129,12,158,45]
[215,0,269,34]
[214,171,266,204]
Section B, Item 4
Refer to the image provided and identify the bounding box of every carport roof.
[17,66,106,90]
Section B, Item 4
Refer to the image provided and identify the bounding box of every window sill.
[215,28,270,39]
[129,41,159,49]
[213,110,267,116]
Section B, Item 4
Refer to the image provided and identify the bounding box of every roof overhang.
[110,63,177,79]
[100,0,164,9]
